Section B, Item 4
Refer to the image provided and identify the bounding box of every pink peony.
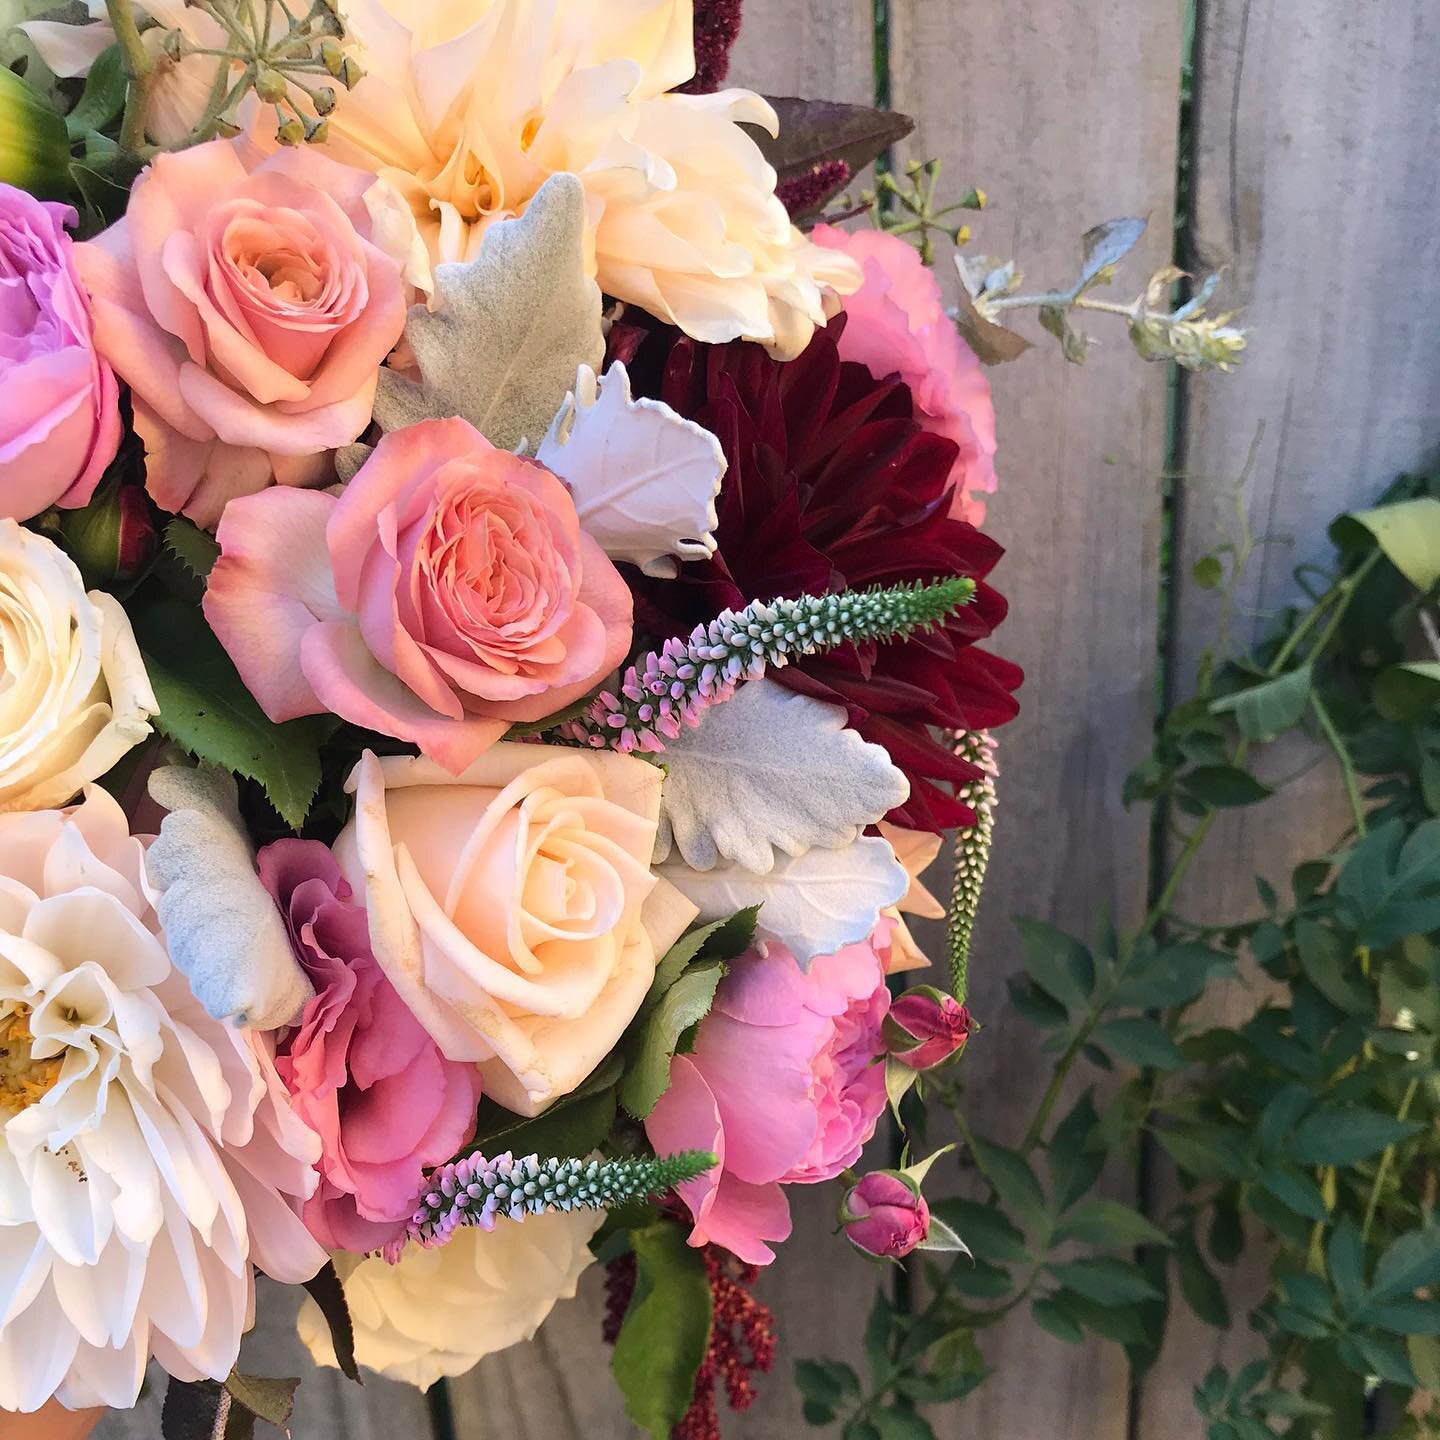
[0,184,120,521]
[74,141,409,528]
[260,838,483,1254]
[812,225,997,526]
[842,1170,931,1260]
[645,924,893,1266]
[205,417,633,772]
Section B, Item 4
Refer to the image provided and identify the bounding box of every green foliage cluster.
[803,475,1440,1440]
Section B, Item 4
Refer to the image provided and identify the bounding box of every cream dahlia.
[0,789,324,1413]
[318,0,858,357]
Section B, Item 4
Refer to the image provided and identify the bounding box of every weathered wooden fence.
[97,0,1440,1436]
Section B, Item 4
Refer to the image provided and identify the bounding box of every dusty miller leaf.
[537,362,723,577]
[1077,217,1148,291]
[372,172,604,452]
[658,835,908,968]
[654,679,909,873]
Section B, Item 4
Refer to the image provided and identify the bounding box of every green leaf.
[870,1410,936,1440]
[1156,1128,1250,1182]
[1292,919,1372,1015]
[1336,819,1440,948]
[1192,554,1224,589]
[1288,1105,1425,1166]
[1210,664,1314,741]
[1031,1295,1085,1344]
[224,1374,299,1432]
[1350,1331,1417,1386]
[641,910,757,1013]
[969,1139,1049,1232]
[1047,1090,1104,1211]
[1257,1166,1329,1222]
[131,598,329,829]
[1359,1299,1440,1335]
[1053,1200,1171,1249]
[1182,764,1274,809]
[162,1379,232,1440]
[469,1057,620,1160]
[620,960,725,1119]
[1371,1227,1440,1301]
[1094,1016,1185,1069]
[1175,1234,1229,1328]
[1408,1335,1440,1391]
[1327,1220,1366,1313]
[1052,1291,1147,1345]
[164,516,221,582]
[1331,496,1440,592]
[1375,661,1440,722]
[64,44,127,140]
[930,1198,1030,1264]
[794,1359,861,1408]
[301,1263,358,1382]
[0,67,72,200]
[1046,1257,1160,1305]
[1110,941,1231,1010]
[1013,918,1093,1011]
[612,1222,713,1439]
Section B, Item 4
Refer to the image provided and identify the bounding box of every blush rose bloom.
[259,839,484,1255]
[74,141,410,527]
[335,746,698,1116]
[0,183,120,522]
[0,520,158,814]
[645,923,893,1265]
[204,417,633,772]
[299,1207,602,1388]
[813,225,997,526]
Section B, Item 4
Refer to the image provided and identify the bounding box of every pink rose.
[75,142,409,527]
[884,986,972,1071]
[260,838,483,1254]
[645,925,892,1265]
[812,225,997,526]
[205,418,633,771]
[0,183,120,521]
[842,1170,931,1260]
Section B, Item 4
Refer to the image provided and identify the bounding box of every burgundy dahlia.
[623,317,1022,832]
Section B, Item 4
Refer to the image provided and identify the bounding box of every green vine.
[801,472,1440,1439]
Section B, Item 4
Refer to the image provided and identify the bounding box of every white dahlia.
[319,0,860,357]
[0,789,324,1413]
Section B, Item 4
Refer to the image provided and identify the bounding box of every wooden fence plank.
[1135,2,1440,1434]
[440,6,883,1436]
[888,1,1182,1436]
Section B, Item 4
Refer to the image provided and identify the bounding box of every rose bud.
[57,479,158,587]
[884,986,972,1071]
[842,1171,931,1260]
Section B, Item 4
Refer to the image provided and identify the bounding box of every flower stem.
[1360,1078,1419,1245]
[106,0,155,154]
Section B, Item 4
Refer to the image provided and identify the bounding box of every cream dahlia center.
[0,1003,62,1113]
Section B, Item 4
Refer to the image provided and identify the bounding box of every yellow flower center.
[0,1005,62,1114]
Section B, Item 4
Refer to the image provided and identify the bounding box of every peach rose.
[74,141,410,527]
[335,746,699,1115]
[204,417,632,773]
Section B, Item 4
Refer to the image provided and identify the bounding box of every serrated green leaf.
[131,598,328,829]
[1053,1200,1171,1249]
[1013,918,1093,1011]
[163,516,220,581]
[1031,1295,1085,1344]
[930,1198,1030,1264]
[1095,1015,1185,1069]
[612,1222,713,1439]
[469,1057,620,1161]
[620,960,725,1119]
[1046,1257,1160,1305]
[641,910,757,1014]
[1288,1106,1425,1166]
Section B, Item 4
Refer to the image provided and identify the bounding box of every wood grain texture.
[1135,1,1440,1433]
[888,0,1182,1435]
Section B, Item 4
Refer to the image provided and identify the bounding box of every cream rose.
[0,519,158,813]
[298,1208,602,1388]
[337,746,698,1115]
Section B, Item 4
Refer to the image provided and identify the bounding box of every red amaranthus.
[617,317,1022,831]
[604,1244,776,1440]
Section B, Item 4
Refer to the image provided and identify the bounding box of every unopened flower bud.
[311,86,336,115]
[337,56,364,89]
[275,117,306,146]
[303,116,330,144]
[57,480,158,587]
[255,68,288,104]
[162,28,186,62]
[884,986,971,1071]
[841,1172,930,1260]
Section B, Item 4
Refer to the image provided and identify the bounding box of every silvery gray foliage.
[370,172,605,453]
[145,765,313,1029]
[654,679,909,873]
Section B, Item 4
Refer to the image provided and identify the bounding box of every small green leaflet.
[1209,664,1313,741]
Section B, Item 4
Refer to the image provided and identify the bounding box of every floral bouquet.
[0,0,1245,1434]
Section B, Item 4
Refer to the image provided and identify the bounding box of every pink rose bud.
[842,1171,931,1260]
[883,986,972,1071]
